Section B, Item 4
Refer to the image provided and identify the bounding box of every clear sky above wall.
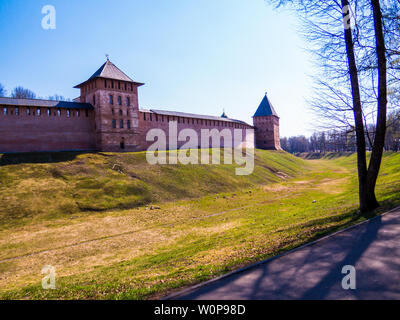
[0,0,315,137]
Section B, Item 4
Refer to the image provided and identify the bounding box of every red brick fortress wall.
[137,110,254,151]
[0,106,96,153]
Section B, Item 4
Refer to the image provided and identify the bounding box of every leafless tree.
[11,86,36,99]
[0,83,6,97]
[47,94,70,101]
[266,0,400,213]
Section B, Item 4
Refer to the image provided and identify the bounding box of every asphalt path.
[172,207,400,300]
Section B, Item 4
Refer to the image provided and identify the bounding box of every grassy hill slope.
[0,150,307,228]
[0,152,399,299]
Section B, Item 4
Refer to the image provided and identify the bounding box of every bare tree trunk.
[266,0,393,213]
[365,0,388,210]
[341,0,369,212]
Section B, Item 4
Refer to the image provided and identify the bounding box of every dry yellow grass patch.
[190,221,239,235]
[0,203,244,293]
[263,184,291,192]
[293,180,310,185]
[317,177,349,194]
[0,226,178,291]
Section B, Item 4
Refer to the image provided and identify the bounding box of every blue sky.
[0,0,315,137]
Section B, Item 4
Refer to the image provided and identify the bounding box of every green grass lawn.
[0,150,398,299]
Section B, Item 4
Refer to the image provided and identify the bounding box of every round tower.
[253,92,281,150]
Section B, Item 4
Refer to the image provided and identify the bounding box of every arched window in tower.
[104,80,107,88]
[47,108,51,116]
[112,119,116,129]
[118,96,122,105]
[3,107,7,115]
[36,108,41,116]
[120,119,124,128]
[109,95,113,105]
[119,109,122,116]
[126,97,130,106]
[66,109,71,118]
[27,107,31,115]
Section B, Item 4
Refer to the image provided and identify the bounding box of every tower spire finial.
[221,108,228,118]
[105,54,110,61]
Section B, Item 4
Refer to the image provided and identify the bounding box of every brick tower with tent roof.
[74,58,144,151]
[253,93,281,150]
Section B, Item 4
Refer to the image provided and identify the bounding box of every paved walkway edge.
[162,206,400,300]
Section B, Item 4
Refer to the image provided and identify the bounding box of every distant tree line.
[0,82,70,101]
[281,110,400,153]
